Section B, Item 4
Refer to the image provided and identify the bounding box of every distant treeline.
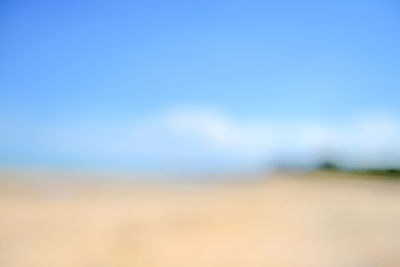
[316,160,400,178]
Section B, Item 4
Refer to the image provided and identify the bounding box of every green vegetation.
[316,161,341,172]
[314,160,400,179]
[359,168,400,177]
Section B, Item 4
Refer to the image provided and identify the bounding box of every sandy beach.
[1,172,400,267]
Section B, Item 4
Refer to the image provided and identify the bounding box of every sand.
[1,171,400,267]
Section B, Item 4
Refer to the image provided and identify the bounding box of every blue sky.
[1,0,400,171]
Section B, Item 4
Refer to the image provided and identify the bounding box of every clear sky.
[1,0,400,171]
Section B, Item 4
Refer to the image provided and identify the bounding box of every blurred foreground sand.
[1,172,400,267]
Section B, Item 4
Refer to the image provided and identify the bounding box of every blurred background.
[1,0,400,266]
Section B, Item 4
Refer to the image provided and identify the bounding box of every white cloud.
[9,106,400,169]
[164,108,274,155]
[126,107,400,167]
